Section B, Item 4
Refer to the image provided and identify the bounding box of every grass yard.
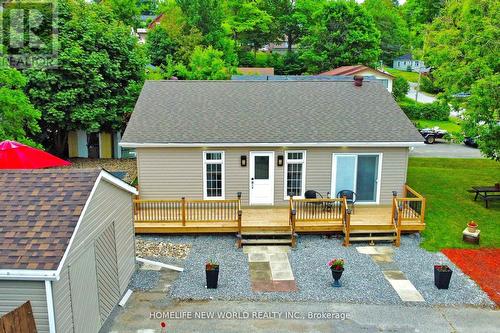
[407,158,500,251]
[384,67,419,82]
[414,118,463,133]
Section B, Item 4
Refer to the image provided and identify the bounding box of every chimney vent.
[353,75,364,87]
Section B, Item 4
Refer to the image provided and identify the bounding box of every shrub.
[399,99,450,121]
[392,77,410,101]
[419,75,442,94]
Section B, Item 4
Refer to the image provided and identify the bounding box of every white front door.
[249,152,274,205]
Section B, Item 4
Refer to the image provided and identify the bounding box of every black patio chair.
[304,190,325,214]
[337,190,357,214]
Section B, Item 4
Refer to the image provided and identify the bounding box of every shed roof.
[319,65,394,79]
[0,169,136,272]
[121,80,423,146]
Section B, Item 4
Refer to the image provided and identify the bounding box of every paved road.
[407,82,436,104]
[411,142,483,158]
[105,298,499,333]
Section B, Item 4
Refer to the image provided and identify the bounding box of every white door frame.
[249,151,275,205]
[331,153,383,204]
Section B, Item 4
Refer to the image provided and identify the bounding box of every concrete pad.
[250,270,272,281]
[372,254,393,263]
[139,263,161,271]
[376,262,400,271]
[266,246,290,253]
[385,279,425,302]
[374,247,394,255]
[249,262,270,271]
[268,253,289,262]
[271,269,294,281]
[355,246,380,255]
[243,246,269,254]
[383,271,406,280]
[269,261,292,273]
[248,252,269,262]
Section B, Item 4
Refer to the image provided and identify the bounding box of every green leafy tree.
[299,0,381,74]
[175,0,226,45]
[226,0,273,53]
[392,77,410,101]
[0,65,41,147]
[173,46,236,80]
[363,0,410,65]
[102,0,141,27]
[24,0,145,154]
[402,0,445,50]
[425,0,499,160]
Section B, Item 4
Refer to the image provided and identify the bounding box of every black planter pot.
[331,268,344,287]
[206,268,219,289]
[434,266,452,289]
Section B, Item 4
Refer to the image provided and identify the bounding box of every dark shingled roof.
[0,169,100,270]
[121,80,423,145]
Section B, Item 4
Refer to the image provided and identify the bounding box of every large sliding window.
[284,151,306,199]
[332,153,381,203]
[203,151,225,199]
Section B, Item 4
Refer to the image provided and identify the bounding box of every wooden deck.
[133,185,426,247]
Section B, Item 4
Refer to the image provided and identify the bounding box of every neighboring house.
[393,54,426,72]
[147,13,165,29]
[67,130,135,159]
[136,28,147,44]
[319,65,395,93]
[237,67,275,76]
[121,80,423,207]
[0,169,137,333]
[262,36,297,53]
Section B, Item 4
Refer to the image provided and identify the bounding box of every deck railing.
[290,196,344,222]
[392,185,426,246]
[134,194,242,226]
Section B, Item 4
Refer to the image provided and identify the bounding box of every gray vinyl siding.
[0,280,49,333]
[136,147,409,205]
[52,179,135,333]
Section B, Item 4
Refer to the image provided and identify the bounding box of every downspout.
[45,280,56,333]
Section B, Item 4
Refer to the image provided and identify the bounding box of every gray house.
[121,79,423,208]
[0,169,137,333]
[393,54,425,72]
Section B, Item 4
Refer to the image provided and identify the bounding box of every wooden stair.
[346,224,397,245]
[237,230,296,247]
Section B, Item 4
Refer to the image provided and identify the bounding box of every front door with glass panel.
[332,154,380,203]
[249,152,274,205]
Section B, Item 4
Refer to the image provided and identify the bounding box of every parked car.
[464,136,479,148]
[419,127,448,144]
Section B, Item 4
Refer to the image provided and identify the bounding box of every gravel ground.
[136,239,191,259]
[128,266,161,291]
[164,234,494,307]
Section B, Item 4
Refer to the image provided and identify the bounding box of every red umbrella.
[0,140,71,169]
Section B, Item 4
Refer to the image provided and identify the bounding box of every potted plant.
[328,258,344,287]
[467,221,478,233]
[205,259,219,289]
[434,265,453,289]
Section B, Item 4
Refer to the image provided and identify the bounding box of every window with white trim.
[203,151,225,199]
[285,151,306,198]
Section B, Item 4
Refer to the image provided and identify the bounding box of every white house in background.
[319,65,395,93]
[393,54,426,72]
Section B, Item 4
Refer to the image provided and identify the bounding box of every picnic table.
[468,186,500,208]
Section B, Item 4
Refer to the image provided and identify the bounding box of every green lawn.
[384,67,420,82]
[414,118,462,133]
[407,158,500,251]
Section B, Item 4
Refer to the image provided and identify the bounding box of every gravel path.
[164,234,494,307]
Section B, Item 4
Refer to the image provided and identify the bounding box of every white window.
[203,151,225,199]
[284,151,306,199]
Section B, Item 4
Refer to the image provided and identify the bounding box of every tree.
[101,0,141,27]
[402,0,445,50]
[176,0,226,46]
[168,46,236,80]
[392,77,409,101]
[24,0,145,155]
[0,65,41,147]
[363,0,410,65]
[299,0,381,74]
[226,0,273,53]
[425,0,499,160]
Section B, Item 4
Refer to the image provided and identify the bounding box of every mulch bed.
[442,248,500,305]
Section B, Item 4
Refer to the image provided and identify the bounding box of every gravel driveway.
[149,234,495,307]
[410,142,483,158]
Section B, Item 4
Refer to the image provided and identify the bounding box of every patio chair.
[304,190,325,214]
[337,190,357,214]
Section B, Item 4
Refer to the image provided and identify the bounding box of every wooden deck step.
[241,231,293,236]
[241,238,293,245]
[349,235,396,242]
[349,228,396,234]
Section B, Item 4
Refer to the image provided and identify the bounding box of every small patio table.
[469,186,500,208]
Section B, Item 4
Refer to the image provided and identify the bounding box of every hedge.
[398,100,450,121]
